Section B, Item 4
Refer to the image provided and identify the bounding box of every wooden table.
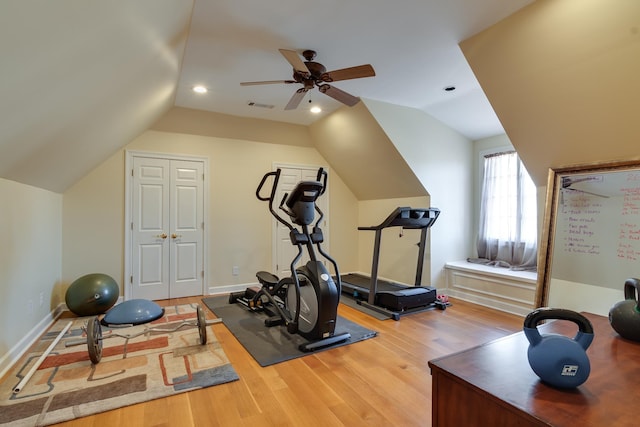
[428,312,639,426]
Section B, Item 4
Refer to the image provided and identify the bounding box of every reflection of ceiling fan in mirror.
[561,176,609,199]
[240,49,375,110]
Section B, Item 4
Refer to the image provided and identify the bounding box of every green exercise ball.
[65,273,119,316]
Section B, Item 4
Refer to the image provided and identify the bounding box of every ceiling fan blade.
[318,84,360,106]
[321,64,375,82]
[240,80,296,86]
[279,49,310,74]
[285,88,308,110]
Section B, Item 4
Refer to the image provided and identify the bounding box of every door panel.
[139,244,164,285]
[140,185,164,229]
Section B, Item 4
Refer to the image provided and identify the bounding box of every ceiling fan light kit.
[241,49,375,111]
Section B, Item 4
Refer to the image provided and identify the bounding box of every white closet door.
[131,156,204,300]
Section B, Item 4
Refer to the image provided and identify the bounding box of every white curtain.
[472,151,537,271]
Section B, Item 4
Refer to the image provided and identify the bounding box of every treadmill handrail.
[357,207,440,231]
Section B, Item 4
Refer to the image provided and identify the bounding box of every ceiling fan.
[240,49,375,110]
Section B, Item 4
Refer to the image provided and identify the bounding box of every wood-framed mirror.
[535,160,640,316]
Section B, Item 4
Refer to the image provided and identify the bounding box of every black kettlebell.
[524,308,594,389]
[608,278,640,342]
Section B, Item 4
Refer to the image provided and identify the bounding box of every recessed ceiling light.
[310,106,322,114]
[193,85,208,94]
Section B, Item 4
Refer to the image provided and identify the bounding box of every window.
[476,150,537,269]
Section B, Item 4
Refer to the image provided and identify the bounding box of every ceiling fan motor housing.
[293,61,327,84]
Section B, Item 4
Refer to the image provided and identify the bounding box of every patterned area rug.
[0,304,238,427]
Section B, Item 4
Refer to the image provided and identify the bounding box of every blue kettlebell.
[609,278,640,342]
[524,308,594,389]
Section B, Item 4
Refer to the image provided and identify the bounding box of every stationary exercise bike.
[229,168,351,352]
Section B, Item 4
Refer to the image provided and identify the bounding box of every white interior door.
[274,166,329,278]
[131,156,204,300]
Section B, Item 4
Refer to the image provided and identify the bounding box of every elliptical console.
[229,168,351,352]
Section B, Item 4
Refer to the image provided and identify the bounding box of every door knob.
[156,233,168,239]
[172,233,182,239]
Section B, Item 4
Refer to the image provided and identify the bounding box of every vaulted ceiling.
[0,0,533,193]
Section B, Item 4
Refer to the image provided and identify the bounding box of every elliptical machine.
[229,168,351,352]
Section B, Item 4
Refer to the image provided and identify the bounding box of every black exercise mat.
[202,296,377,367]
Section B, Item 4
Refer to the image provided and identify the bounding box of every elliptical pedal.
[299,332,351,352]
[265,315,284,327]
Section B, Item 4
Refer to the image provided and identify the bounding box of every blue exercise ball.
[65,273,119,316]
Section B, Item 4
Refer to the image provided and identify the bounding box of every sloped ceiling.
[0,0,535,194]
[460,0,640,185]
[310,102,427,200]
[0,1,193,193]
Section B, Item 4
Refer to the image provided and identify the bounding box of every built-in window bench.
[444,261,537,316]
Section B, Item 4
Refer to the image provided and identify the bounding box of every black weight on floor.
[87,316,103,364]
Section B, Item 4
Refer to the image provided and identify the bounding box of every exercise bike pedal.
[299,332,352,352]
[228,291,246,304]
[265,315,284,327]
[287,322,298,334]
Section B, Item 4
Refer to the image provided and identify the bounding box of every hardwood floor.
[42,297,524,426]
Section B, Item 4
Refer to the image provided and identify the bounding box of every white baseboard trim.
[446,289,531,317]
[208,272,415,295]
[207,282,259,296]
[0,303,65,379]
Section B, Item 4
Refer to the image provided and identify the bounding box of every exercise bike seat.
[256,271,279,287]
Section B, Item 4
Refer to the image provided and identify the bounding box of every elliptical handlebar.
[256,170,279,202]
[256,169,295,231]
[316,167,327,196]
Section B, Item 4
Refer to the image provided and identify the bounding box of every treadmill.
[341,207,445,320]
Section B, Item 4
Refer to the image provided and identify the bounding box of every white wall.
[62,130,360,296]
[0,178,62,375]
[362,100,474,288]
[62,153,124,289]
